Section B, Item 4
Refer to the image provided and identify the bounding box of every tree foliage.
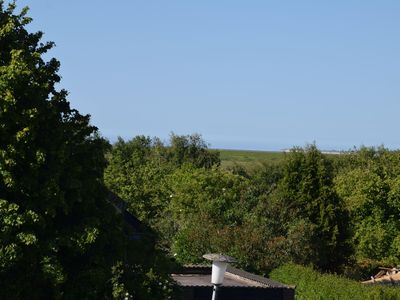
[274,145,348,270]
[334,147,400,267]
[104,136,170,222]
[104,133,220,223]
[161,165,251,263]
[168,133,220,168]
[0,3,176,298]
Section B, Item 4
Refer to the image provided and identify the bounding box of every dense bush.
[270,264,400,300]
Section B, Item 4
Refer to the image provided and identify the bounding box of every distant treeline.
[105,134,400,279]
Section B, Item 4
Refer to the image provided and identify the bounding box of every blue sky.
[18,1,400,150]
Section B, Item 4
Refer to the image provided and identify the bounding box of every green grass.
[216,149,285,171]
[216,149,346,172]
[269,264,400,300]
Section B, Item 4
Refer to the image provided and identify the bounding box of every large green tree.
[104,133,220,224]
[273,145,349,271]
[0,3,176,299]
[334,147,400,267]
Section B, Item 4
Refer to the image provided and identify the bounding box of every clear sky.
[18,0,400,150]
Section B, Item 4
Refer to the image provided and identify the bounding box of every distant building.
[172,265,295,300]
[282,149,345,155]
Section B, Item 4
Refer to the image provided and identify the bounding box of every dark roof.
[107,190,147,234]
[227,265,290,288]
[108,190,128,212]
[172,265,292,289]
[122,210,143,232]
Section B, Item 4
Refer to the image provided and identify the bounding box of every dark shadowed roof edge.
[173,265,294,289]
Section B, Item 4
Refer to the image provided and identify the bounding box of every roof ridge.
[226,266,292,288]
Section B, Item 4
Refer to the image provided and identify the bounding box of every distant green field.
[216,149,285,170]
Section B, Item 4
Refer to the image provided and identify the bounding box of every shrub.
[269,264,400,300]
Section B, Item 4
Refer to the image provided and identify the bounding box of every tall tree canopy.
[104,133,220,223]
[334,147,400,267]
[273,145,349,270]
[0,3,176,298]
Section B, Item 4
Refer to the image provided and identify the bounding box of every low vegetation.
[218,149,284,171]
[270,264,400,300]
